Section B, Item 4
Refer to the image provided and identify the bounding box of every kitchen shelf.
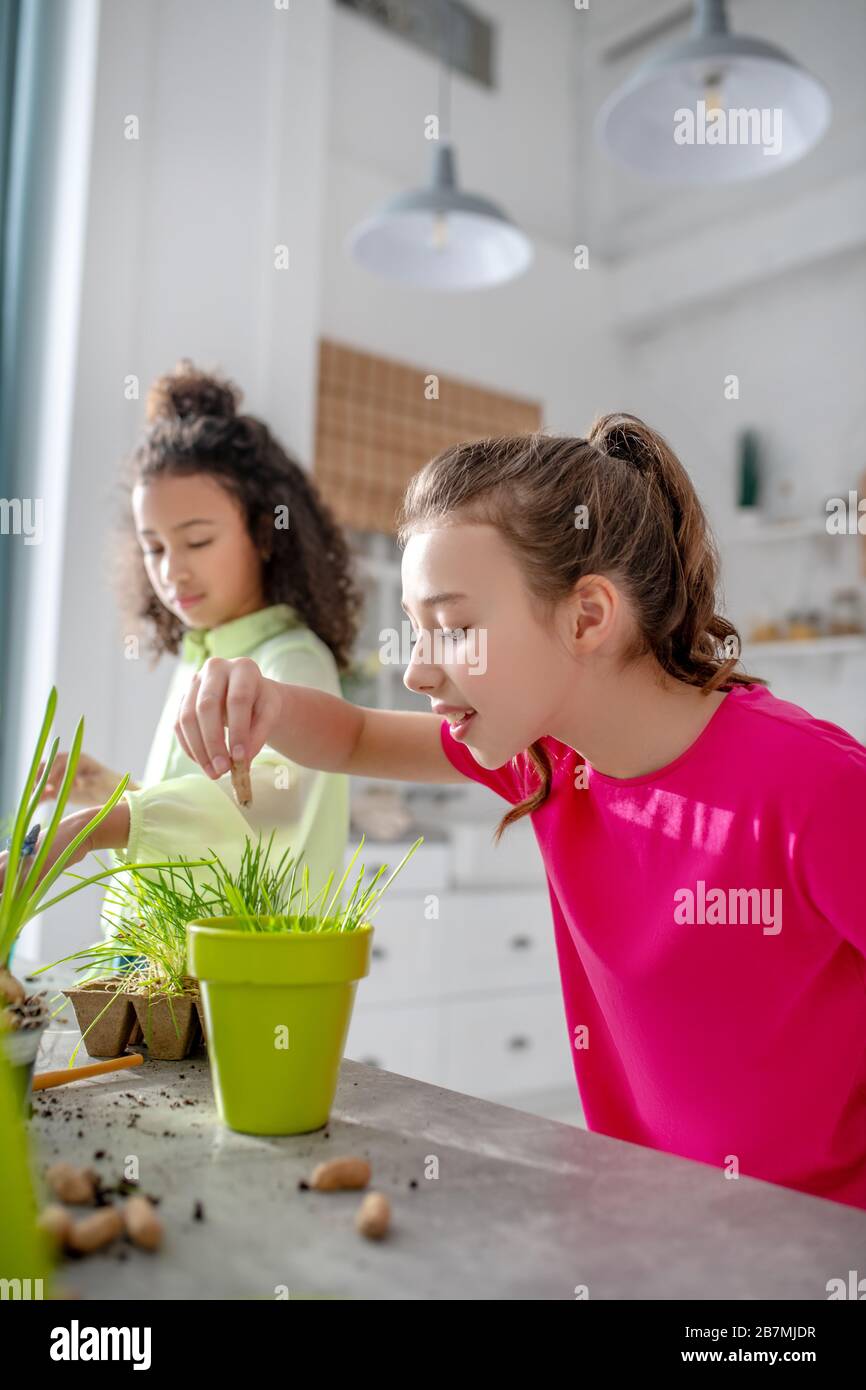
[744,635,866,659]
[722,516,831,543]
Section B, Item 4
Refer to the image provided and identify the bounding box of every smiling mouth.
[446,709,477,738]
[176,594,205,607]
[443,707,476,725]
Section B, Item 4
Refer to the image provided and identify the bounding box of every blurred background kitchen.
[1,0,864,1122]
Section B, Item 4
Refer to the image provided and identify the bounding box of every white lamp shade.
[349,208,533,291]
[596,28,831,183]
[348,145,533,291]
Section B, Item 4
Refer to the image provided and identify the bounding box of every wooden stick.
[32,1052,144,1091]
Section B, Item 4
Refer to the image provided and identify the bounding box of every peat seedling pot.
[0,994,51,1114]
[130,990,199,1060]
[62,977,136,1058]
[188,917,373,1136]
[194,997,208,1049]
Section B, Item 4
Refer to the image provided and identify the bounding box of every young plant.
[0,686,193,1014]
[33,855,220,1062]
[208,833,425,934]
[201,829,304,921]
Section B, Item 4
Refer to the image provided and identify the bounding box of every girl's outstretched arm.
[175,656,465,785]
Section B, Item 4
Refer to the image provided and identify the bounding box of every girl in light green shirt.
[33,360,360,919]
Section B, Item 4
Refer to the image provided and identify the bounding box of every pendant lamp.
[595,0,831,183]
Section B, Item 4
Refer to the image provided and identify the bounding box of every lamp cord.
[437,0,452,143]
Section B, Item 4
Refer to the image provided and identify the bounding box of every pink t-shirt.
[439,683,866,1209]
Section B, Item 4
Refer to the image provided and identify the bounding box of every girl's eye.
[405,625,470,646]
[143,540,212,556]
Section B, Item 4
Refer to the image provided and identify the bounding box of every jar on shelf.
[827,588,865,636]
[785,610,823,641]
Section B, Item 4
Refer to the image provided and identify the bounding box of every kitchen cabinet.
[344,834,576,1109]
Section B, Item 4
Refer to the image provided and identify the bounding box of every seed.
[230,759,252,807]
[37,1205,74,1247]
[67,1206,124,1253]
[310,1157,371,1191]
[124,1195,163,1251]
[355,1192,390,1240]
[45,1162,97,1205]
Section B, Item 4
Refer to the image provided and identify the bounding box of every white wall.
[30,0,336,960]
[321,0,623,433]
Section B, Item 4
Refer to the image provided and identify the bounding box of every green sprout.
[207,831,425,935]
[0,687,195,1006]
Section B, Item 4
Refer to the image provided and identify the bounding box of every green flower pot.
[187,917,373,1136]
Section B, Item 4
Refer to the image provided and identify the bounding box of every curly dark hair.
[111,359,362,671]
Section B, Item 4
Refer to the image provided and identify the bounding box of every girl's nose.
[163,553,192,585]
[403,643,436,696]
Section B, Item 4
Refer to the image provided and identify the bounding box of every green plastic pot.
[187,917,373,1136]
[0,1032,53,1293]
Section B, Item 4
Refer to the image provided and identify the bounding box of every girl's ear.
[252,513,273,562]
[570,574,619,649]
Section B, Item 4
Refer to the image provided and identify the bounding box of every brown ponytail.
[396,413,765,840]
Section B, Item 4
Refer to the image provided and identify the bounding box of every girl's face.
[402,522,598,768]
[132,473,266,630]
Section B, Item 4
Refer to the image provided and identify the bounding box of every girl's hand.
[35,751,137,806]
[0,810,97,897]
[175,657,283,777]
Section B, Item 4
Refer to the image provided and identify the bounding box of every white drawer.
[344,1002,446,1086]
[345,839,450,893]
[441,990,574,1100]
[355,914,442,1005]
[437,891,557,994]
[451,818,545,888]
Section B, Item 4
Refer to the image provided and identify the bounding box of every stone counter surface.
[25,1025,866,1301]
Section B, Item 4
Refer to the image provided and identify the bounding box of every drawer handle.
[371,946,387,960]
[507,1035,531,1051]
[509,934,532,950]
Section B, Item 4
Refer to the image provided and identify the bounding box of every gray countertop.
[26,1021,866,1301]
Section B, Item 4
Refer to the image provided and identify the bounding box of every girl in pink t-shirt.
[174,413,866,1210]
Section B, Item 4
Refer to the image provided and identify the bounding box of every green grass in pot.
[37,829,306,1059]
[187,832,424,1135]
[205,830,424,933]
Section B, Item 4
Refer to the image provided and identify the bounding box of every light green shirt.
[109,604,349,917]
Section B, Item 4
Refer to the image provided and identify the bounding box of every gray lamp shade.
[348,145,533,291]
[595,0,831,183]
